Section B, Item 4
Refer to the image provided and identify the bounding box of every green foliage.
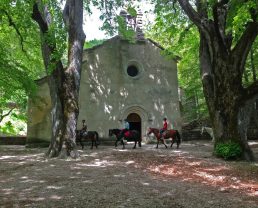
[127,6,137,17]
[0,0,45,134]
[0,121,16,135]
[117,15,136,42]
[215,141,243,160]
[84,39,105,49]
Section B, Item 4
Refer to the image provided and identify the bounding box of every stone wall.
[27,77,52,146]
[0,136,26,145]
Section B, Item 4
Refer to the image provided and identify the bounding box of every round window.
[127,65,139,77]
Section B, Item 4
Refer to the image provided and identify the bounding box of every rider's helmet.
[163,117,167,121]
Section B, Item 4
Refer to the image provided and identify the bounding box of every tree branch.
[1,9,25,52]
[32,3,48,34]
[232,21,258,75]
[0,108,15,123]
[177,0,203,29]
[212,0,230,52]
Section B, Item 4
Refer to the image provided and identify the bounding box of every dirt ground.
[0,141,258,208]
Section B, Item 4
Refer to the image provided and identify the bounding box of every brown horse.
[76,130,99,149]
[109,129,141,149]
[147,127,181,149]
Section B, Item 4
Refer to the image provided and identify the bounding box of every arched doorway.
[127,113,141,141]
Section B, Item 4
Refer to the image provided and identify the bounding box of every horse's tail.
[176,130,181,144]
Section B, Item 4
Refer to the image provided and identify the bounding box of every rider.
[81,119,88,137]
[120,118,130,139]
[160,117,168,136]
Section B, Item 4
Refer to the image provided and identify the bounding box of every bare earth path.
[0,141,258,208]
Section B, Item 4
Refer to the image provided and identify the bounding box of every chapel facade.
[27,11,182,145]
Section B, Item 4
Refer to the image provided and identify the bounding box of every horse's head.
[147,128,151,136]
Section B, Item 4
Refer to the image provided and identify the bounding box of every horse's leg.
[95,139,98,148]
[162,139,168,148]
[91,141,93,149]
[115,138,118,148]
[133,140,136,149]
[79,137,84,150]
[138,138,141,147]
[94,134,98,148]
[170,138,174,148]
[121,139,125,149]
[156,139,159,148]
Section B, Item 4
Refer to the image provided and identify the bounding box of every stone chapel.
[27,10,182,146]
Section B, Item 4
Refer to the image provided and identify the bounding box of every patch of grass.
[215,141,242,160]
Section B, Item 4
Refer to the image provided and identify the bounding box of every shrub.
[215,141,242,160]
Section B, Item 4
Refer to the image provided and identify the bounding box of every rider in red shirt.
[160,118,168,135]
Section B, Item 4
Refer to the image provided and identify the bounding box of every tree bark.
[178,0,258,161]
[60,0,86,158]
[250,47,257,82]
[32,0,85,158]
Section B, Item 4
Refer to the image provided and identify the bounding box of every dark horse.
[76,130,99,149]
[109,129,141,149]
[147,127,181,149]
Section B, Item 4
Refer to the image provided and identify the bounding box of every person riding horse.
[160,117,168,136]
[81,119,88,137]
[119,119,130,139]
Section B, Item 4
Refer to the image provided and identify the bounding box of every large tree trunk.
[60,0,86,158]
[200,41,255,160]
[32,0,85,158]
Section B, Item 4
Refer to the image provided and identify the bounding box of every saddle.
[161,130,169,137]
[124,131,131,137]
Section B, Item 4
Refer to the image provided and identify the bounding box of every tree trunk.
[200,33,254,161]
[32,1,85,158]
[60,0,86,158]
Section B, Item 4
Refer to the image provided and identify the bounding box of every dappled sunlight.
[46,186,64,190]
[145,155,258,197]
[73,159,116,168]
[20,179,46,184]
[113,174,126,178]
[31,197,45,202]
[0,155,16,160]
[1,144,258,207]
[50,195,62,200]
[140,181,150,186]
[2,188,14,195]
[125,160,135,164]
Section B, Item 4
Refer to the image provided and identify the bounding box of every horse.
[147,127,181,149]
[76,130,99,149]
[201,126,215,142]
[108,129,141,149]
